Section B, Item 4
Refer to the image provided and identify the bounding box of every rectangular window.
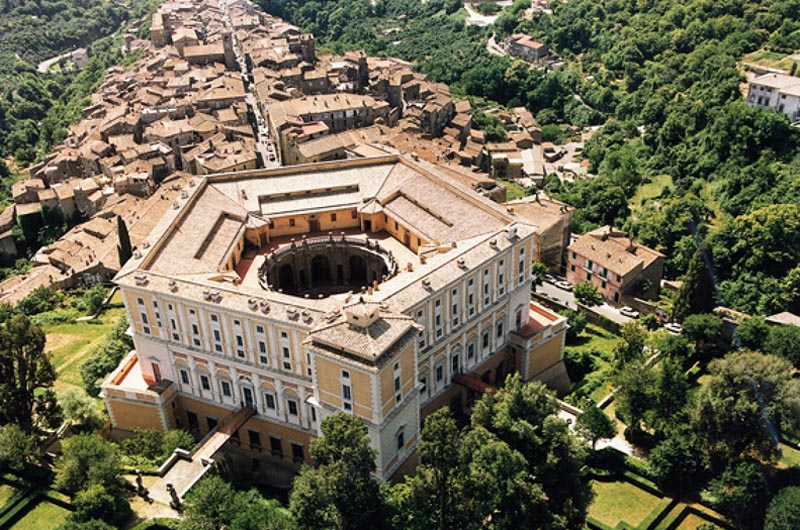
[221,381,231,397]
[467,343,475,360]
[287,400,298,416]
[498,259,505,295]
[283,347,292,370]
[482,331,490,350]
[270,436,282,457]
[451,354,459,375]
[248,430,261,449]
[210,314,218,322]
[436,364,443,382]
[200,375,210,391]
[342,370,350,379]
[289,218,295,227]
[417,310,426,349]
[265,393,276,410]
[497,321,504,338]
[342,384,352,401]
[180,369,190,385]
[397,431,405,452]
[331,213,337,222]
[291,443,304,463]
[468,278,475,316]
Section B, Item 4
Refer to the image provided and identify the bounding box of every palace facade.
[102,154,569,483]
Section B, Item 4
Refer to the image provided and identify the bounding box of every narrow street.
[535,282,634,325]
[220,0,281,168]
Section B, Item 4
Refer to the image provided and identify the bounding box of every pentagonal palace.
[103,153,569,485]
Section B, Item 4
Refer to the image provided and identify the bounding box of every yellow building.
[103,154,569,482]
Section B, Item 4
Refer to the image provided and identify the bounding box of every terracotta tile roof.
[568,225,664,276]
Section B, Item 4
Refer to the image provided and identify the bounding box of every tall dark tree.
[693,351,800,467]
[116,215,132,267]
[418,408,462,530]
[471,374,592,529]
[290,413,386,530]
[575,406,616,450]
[765,486,800,530]
[673,241,716,322]
[0,306,58,431]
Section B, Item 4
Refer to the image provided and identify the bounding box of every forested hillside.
[0,0,126,62]
[0,0,156,181]
[260,0,800,316]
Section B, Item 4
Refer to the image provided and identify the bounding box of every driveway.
[535,283,633,325]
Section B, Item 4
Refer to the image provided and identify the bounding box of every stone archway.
[310,255,331,287]
[278,264,295,292]
[349,255,367,286]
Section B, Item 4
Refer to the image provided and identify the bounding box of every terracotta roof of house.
[568,225,664,277]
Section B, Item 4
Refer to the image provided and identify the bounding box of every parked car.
[619,306,640,318]
[664,322,683,335]
[544,274,557,285]
[554,280,573,291]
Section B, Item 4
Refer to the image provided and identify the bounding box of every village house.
[566,226,665,305]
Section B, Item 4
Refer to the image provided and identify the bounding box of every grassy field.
[498,178,528,201]
[565,323,620,403]
[0,482,19,508]
[779,443,800,469]
[588,479,662,528]
[10,500,70,530]
[742,49,797,72]
[44,291,125,396]
[631,174,673,211]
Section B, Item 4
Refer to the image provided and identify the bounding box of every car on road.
[544,274,557,284]
[619,306,640,318]
[664,322,683,335]
[554,280,573,291]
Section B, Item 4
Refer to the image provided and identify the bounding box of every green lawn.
[565,323,620,403]
[44,291,125,395]
[631,174,672,211]
[10,500,70,530]
[677,512,717,530]
[0,482,19,509]
[498,178,527,201]
[779,443,800,469]
[588,479,662,528]
[742,49,797,72]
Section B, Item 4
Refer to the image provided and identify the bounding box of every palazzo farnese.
[102,153,569,485]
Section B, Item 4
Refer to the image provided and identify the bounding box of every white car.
[664,322,683,335]
[544,274,557,285]
[619,306,640,318]
[554,280,573,291]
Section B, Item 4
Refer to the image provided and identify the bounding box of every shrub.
[73,484,131,526]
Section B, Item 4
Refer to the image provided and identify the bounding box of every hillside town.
[0,0,567,307]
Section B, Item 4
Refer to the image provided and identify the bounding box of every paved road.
[535,282,634,325]
[221,0,281,168]
[464,3,498,26]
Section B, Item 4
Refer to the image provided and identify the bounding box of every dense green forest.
[0,0,156,171]
[0,0,127,62]
[259,0,800,316]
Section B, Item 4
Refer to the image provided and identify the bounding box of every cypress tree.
[116,216,132,266]
[672,241,715,322]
